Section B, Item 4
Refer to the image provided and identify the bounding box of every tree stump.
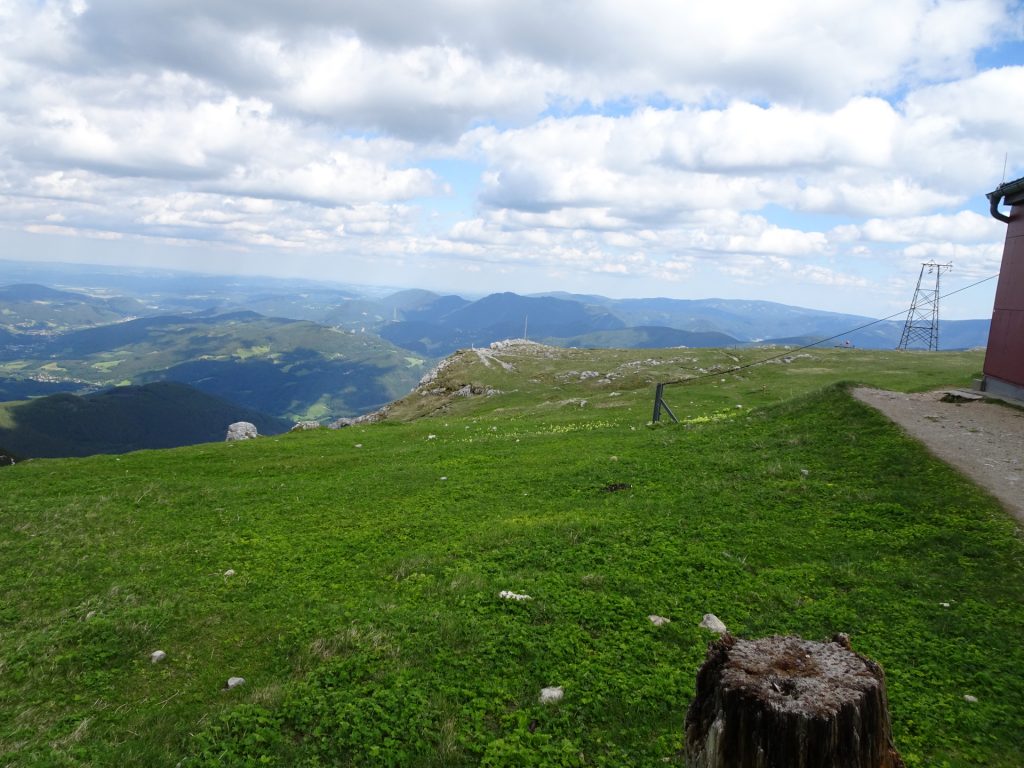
[684,634,904,768]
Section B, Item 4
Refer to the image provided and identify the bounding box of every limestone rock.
[648,615,671,626]
[539,686,564,704]
[699,613,727,634]
[150,650,167,663]
[327,408,388,429]
[499,590,531,601]
[225,422,258,441]
[225,676,246,690]
[290,421,322,432]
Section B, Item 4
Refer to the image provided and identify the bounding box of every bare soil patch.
[852,387,1024,524]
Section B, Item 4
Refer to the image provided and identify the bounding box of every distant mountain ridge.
[531,292,989,349]
[0,283,148,332]
[375,289,988,353]
[379,292,626,355]
[0,267,996,462]
[0,262,999,466]
[0,310,428,421]
[0,381,290,459]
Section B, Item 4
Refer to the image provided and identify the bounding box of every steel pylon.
[897,262,952,351]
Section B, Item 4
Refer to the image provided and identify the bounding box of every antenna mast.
[897,262,952,351]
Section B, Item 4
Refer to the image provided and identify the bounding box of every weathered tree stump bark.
[684,634,904,768]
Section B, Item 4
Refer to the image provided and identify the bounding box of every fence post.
[652,384,679,423]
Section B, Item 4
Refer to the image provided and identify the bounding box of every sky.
[1,1,1023,319]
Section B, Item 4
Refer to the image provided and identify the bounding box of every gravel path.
[852,388,1024,524]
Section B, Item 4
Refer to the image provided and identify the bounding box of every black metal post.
[652,383,679,423]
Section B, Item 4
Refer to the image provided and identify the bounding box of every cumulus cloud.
[901,241,1005,278]
[7,0,1013,135]
[2,68,439,209]
[0,0,1020,315]
[857,211,1005,243]
[467,96,988,222]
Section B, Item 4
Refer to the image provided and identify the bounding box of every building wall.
[983,203,1024,399]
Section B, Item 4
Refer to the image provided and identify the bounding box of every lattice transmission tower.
[897,262,952,351]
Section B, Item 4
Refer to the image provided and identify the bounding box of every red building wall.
[983,203,1024,395]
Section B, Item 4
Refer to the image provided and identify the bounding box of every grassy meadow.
[1,345,1022,767]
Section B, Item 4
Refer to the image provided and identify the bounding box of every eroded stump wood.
[685,634,904,768]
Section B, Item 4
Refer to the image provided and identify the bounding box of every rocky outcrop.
[290,421,322,432]
[327,407,389,429]
[225,422,258,441]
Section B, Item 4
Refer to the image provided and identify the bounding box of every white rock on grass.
[225,422,258,441]
[964,694,978,703]
[150,650,167,663]
[223,569,236,578]
[539,686,564,704]
[499,590,532,601]
[225,677,246,690]
[648,615,671,626]
[699,613,728,634]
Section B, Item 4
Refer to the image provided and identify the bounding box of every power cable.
[660,273,999,387]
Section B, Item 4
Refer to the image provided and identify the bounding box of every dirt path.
[852,388,1024,524]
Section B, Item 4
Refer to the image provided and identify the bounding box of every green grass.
[1,346,1021,767]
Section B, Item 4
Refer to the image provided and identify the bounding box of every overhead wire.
[660,273,1000,387]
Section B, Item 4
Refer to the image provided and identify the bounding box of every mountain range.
[1,304,428,422]
[0,282,148,332]
[0,262,995,458]
[374,289,989,355]
[0,265,993,351]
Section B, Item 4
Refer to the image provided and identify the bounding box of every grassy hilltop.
[1,345,1022,767]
